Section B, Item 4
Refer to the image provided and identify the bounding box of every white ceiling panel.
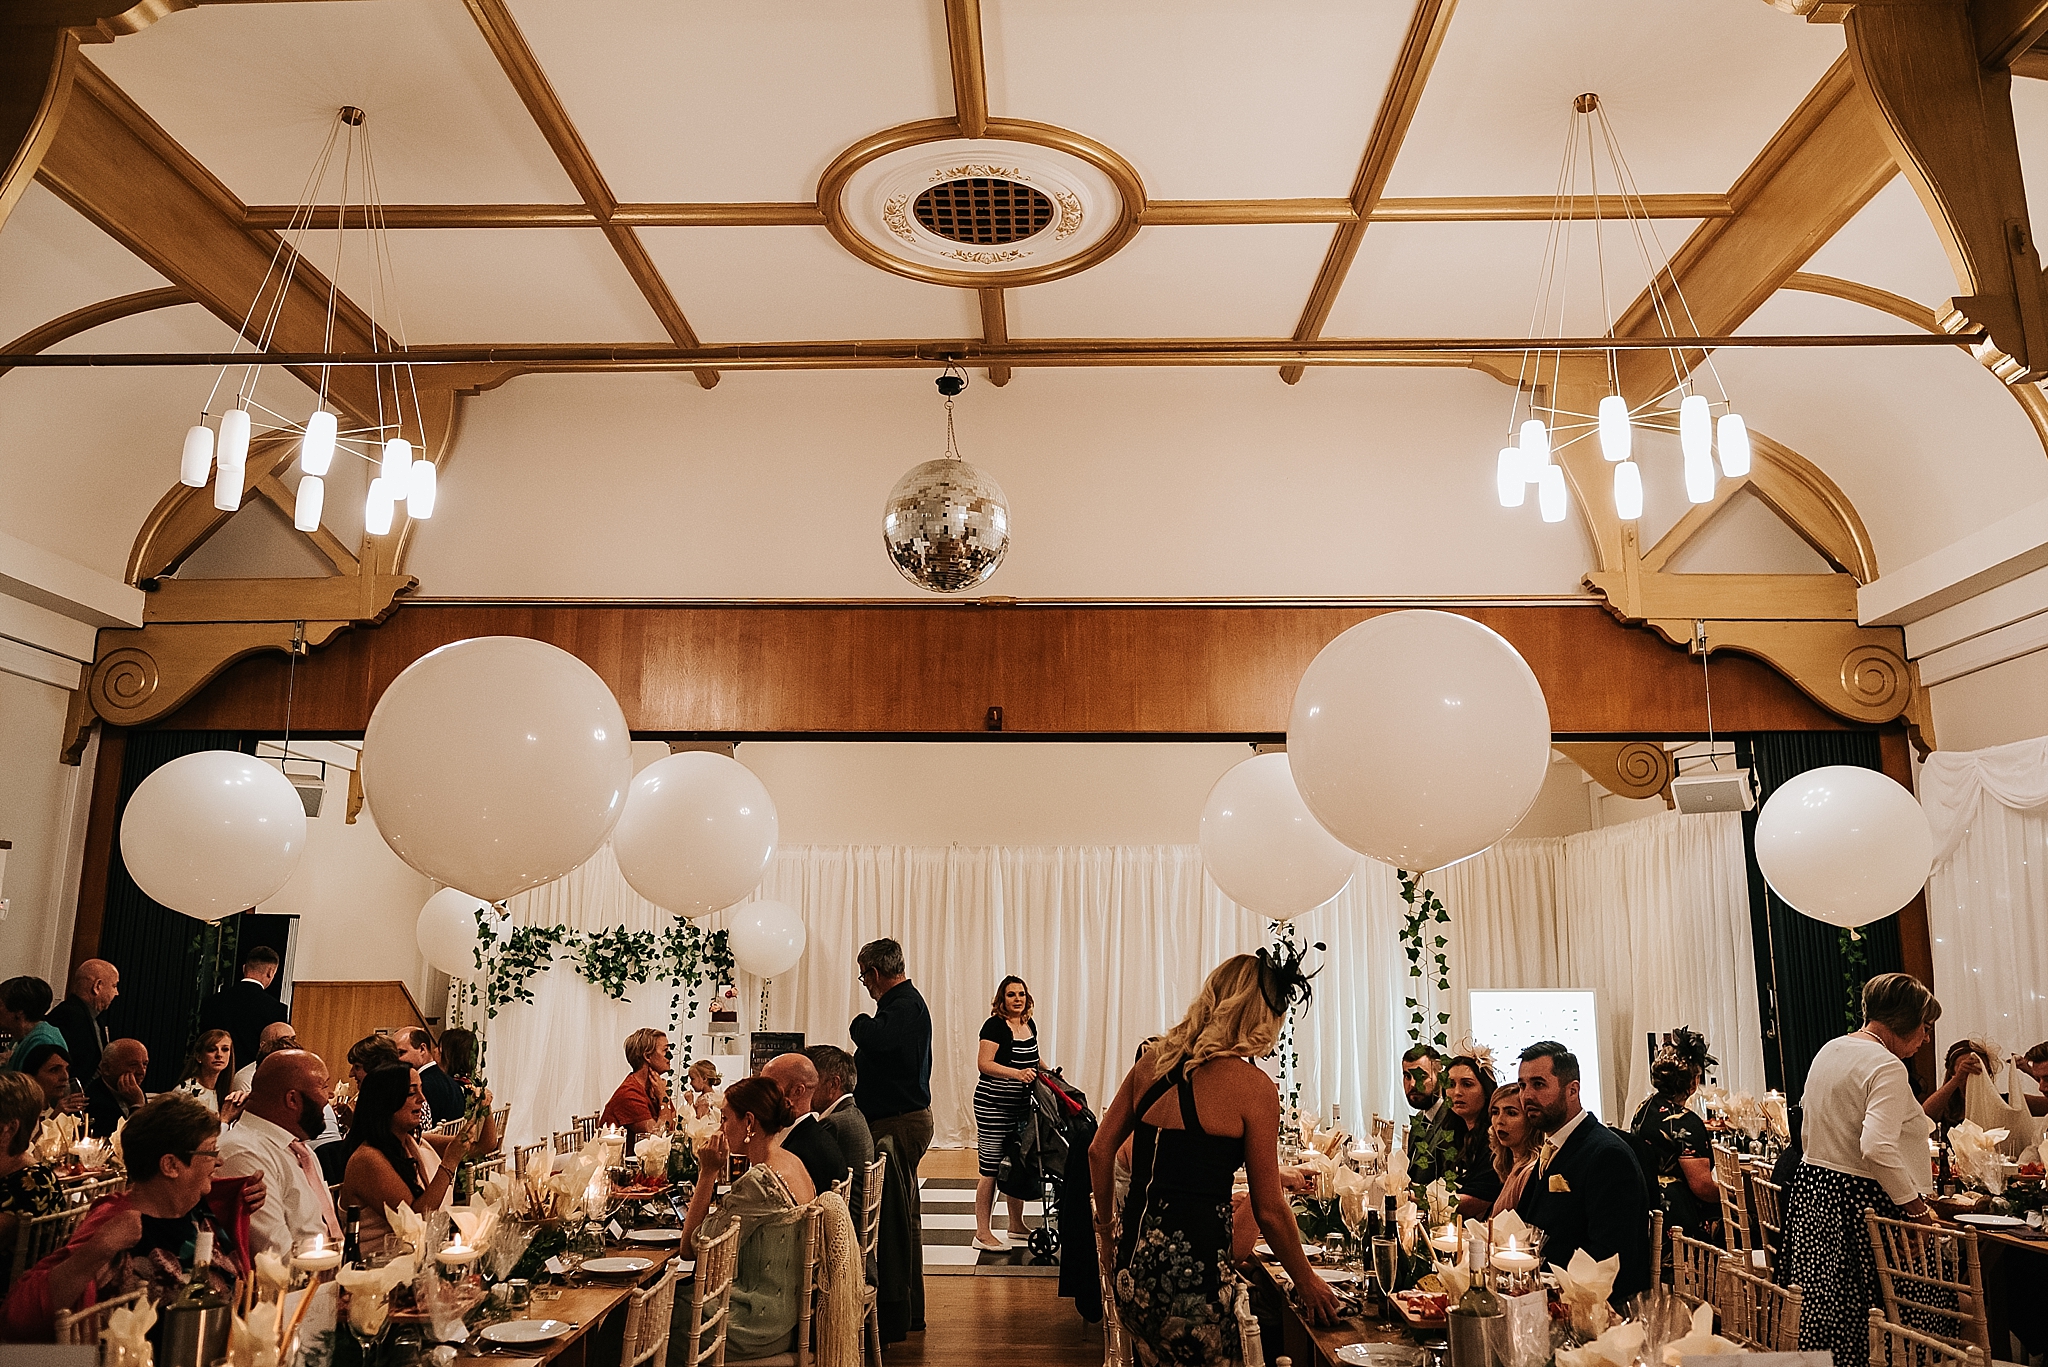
[1799,177,1953,310]
[504,0,951,203]
[984,0,1410,201]
[1006,224,1334,338]
[640,226,977,342]
[1384,1,1843,198]
[88,0,580,205]
[283,228,668,342]
[1323,219,1704,338]
[0,184,173,346]
[2005,77,2048,258]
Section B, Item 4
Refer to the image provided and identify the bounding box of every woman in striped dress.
[972,975,1040,1251]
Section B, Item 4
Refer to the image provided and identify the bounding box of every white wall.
[1928,649,2048,752]
[0,671,95,984]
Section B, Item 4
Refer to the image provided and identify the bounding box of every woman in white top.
[1783,972,1942,1367]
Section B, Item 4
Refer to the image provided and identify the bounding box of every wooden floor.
[891,1274,1105,1365]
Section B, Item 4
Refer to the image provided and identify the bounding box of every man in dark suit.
[1514,1040,1650,1307]
[46,960,119,1082]
[395,1028,465,1126]
[763,1052,850,1197]
[199,946,289,1070]
[807,1044,877,1282]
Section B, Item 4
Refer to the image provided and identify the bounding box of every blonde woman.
[1090,950,1340,1366]
[1487,1083,1541,1216]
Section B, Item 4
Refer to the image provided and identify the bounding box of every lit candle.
[1430,1224,1460,1256]
[436,1239,480,1268]
[292,1235,343,1273]
[1492,1238,1539,1275]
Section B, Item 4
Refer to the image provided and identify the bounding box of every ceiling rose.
[820,120,1144,288]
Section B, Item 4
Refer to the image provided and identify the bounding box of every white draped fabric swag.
[483,811,1764,1151]
[1921,737,2048,1062]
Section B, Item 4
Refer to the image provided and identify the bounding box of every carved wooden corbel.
[1556,741,1676,803]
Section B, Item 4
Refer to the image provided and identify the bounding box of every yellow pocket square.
[1548,1174,1572,1193]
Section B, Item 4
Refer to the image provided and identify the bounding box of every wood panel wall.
[289,980,433,1092]
[152,601,1853,736]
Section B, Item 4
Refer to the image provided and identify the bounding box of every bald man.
[46,960,118,1081]
[762,1053,849,1198]
[231,1021,299,1092]
[85,1038,148,1138]
[219,1050,341,1258]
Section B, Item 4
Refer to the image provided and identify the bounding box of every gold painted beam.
[0,25,80,232]
[0,284,187,378]
[1369,194,1733,222]
[978,287,1011,387]
[1973,0,2048,68]
[1280,0,1460,384]
[944,0,990,139]
[1142,199,1358,225]
[1582,571,1862,621]
[253,475,358,575]
[1555,741,1674,802]
[460,0,718,390]
[141,573,416,624]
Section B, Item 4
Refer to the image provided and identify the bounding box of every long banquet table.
[453,1241,687,1367]
[1244,1258,1432,1367]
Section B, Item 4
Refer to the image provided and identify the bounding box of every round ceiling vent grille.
[912,177,1054,245]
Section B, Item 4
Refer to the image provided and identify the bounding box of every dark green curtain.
[1735,732,1904,1104]
[96,730,255,1092]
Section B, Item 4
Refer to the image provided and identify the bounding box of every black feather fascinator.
[1255,939,1326,1015]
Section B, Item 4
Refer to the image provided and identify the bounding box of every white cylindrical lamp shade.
[365,477,395,535]
[1684,445,1717,504]
[1598,394,1631,463]
[179,424,215,488]
[293,476,325,532]
[1613,460,1643,521]
[1717,412,1752,478]
[1496,447,1527,508]
[408,459,437,518]
[1518,418,1549,481]
[1679,394,1711,462]
[1537,463,1567,523]
[217,408,251,469]
[301,410,337,477]
[381,438,413,499]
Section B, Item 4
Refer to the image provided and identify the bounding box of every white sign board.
[1468,989,1604,1119]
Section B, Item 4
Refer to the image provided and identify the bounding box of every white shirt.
[1799,1032,1933,1205]
[219,1111,330,1258]
[231,1062,257,1093]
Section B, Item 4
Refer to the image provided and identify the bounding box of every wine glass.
[343,1286,391,1367]
[561,1222,603,1287]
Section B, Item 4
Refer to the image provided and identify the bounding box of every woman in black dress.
[1444,1048,1503,1220]
[972,975,1040,1251]
[1090,948,1340,1366]
[1628,1027,1720,1240]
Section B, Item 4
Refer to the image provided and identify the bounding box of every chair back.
[573,1112,600,1143]
[1717,1259,1802,1351]
[1099,1227,1129,1367]
[619,1254,684,1367]
[1231,1278,1264,1367]
[1668,1227,1723,1307]
[684,1220,743,1367]
[1711,1143,1749,1254]
[1864,1210,1992,1359]
[1748,1173,1783,1266]
[491,1104,511,1141]
[517,1141,548,1176]
[553,1129,580,1155]
[67,1174,123,1206]
[789,1205,824,1366]
[1648,1209,1664,1289]
[12,1204,91,1282]
[859,1156,886,1266]
[54,1286,150,1345]
[469,1153,508,1184]
[1869,1307,1987,1367]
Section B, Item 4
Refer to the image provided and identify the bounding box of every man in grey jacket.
[807,1044,876,1282]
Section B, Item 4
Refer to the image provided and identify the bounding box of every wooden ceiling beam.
[0,285,188,379]
[1973,0,2048,68]
[977,288,1011,387]
[460,0,718,389]
[944,0,990,139]
[1610,56,1896,403]
[0,25,80,233]
[1278,0,1461,385]
[253,475,358,576]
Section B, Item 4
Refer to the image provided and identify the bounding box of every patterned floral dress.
[1115,1060,1247,1367]
[0,1162,64,1295]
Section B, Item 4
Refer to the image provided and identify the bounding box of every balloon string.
[281,621,303,768]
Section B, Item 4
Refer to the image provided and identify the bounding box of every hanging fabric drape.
[481,814,1762,1150]
[1921,737,2048,1067]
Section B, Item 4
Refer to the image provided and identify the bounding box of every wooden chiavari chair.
[517,1140,548,1176]
[1869,1308,1988,1367]
[11,1204,90,1285]
[859,1156,886,1367]
[1711,1143,1750,1256]
[468,1152,508,1184]
[573,1112,601,1143]
[1668,1227,1724,1307]
[1717,1258,1803,1351]
[681,1220,742,1367]
[553,1129,580,1155]
[66,1173,123,1206]
[619,1254,684,1367]
[1233,1279,1267,1367]
[1648,1209,1665,1288]
[54,1286,149,1345]
[1865,1210,1999,1363]
[1747,1173,1784,1270]
[750,1205,824,1367]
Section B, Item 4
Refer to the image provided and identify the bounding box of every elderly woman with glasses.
[3,1093,259,1341]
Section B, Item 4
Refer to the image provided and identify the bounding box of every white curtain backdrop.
[1921,737,2048,1062]
[480,812,1762,1151]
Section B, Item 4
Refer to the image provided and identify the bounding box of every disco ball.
[882,457,1010,592]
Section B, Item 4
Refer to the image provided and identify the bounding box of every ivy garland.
[660,919,736,1064]
[1397,871,1451,1051]
[1838,925,1870,1033]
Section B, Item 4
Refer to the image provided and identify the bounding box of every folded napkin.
[1424,1179,1456,1229]
[1556,1319,1646,1367]
[1334,1166,1369,1230]
[101,1292,157,1366]
[226,1303,283,1367]
[1951,1120,2012,1194]
[1552,1248,1621,1338]
[634,1133,672,1179]
[336,1255,412,1337]
[449,1199,498,1251]
[1760,1094,1790,1143]
[1727,1091,1763,1139]
[31,1113,82,1166]
[254,1251,291,1293]
[679,1103,723,1146]
[1490,1209,1531,1246]
[1299,1148,1339,1199]
[384,1203,427,1251]
[1660,1300,1745,1365]
[108,1116,127,1173]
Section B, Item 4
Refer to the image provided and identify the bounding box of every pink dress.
[1492,1158,1536,1217]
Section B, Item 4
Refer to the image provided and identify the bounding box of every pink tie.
[291,1140,343,1241]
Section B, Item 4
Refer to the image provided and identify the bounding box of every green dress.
[696,1164,805,1360]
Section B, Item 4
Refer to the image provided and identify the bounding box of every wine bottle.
[1447,1236,1505,1367]
[161,1229,231,1367]
[1455,1237,1501,1316]
[342,1205,363,1267]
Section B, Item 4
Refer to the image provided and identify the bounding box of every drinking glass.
[561,1222,604,1286]
[1373,1237,1400,1298]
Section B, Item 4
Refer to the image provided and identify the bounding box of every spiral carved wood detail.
[1556,741,1675,802]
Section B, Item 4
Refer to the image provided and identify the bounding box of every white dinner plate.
[480,1320,573,1346]
[1336,1345,1424,1367]
[1254,1240,1321,1259]
[584,1256,654,1275]
[1314,1267,1362,1284]
[1954,1213,2027,1228]
[624,1229,684,1245]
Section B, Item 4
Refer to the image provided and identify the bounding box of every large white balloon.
[1199,753,1356,919]
[1754,765,1933,928]
[362,636,633,901]
[119,751,308,921]
[728,900,807,978]
[1288,610,1552,872]
[417,887,493,980]
[613,752,779,918]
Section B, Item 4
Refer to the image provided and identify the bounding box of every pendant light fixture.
[173,106,440,538]
[1494,93,1748,528]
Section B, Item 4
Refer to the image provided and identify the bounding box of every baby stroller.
[995,1068,1092,1262]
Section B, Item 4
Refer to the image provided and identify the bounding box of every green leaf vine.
[469,911,734,1053]
[1839,925,1870,1033]
[1397,871,1451,1051]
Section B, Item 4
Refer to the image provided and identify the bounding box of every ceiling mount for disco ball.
[881,364,1010,593]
